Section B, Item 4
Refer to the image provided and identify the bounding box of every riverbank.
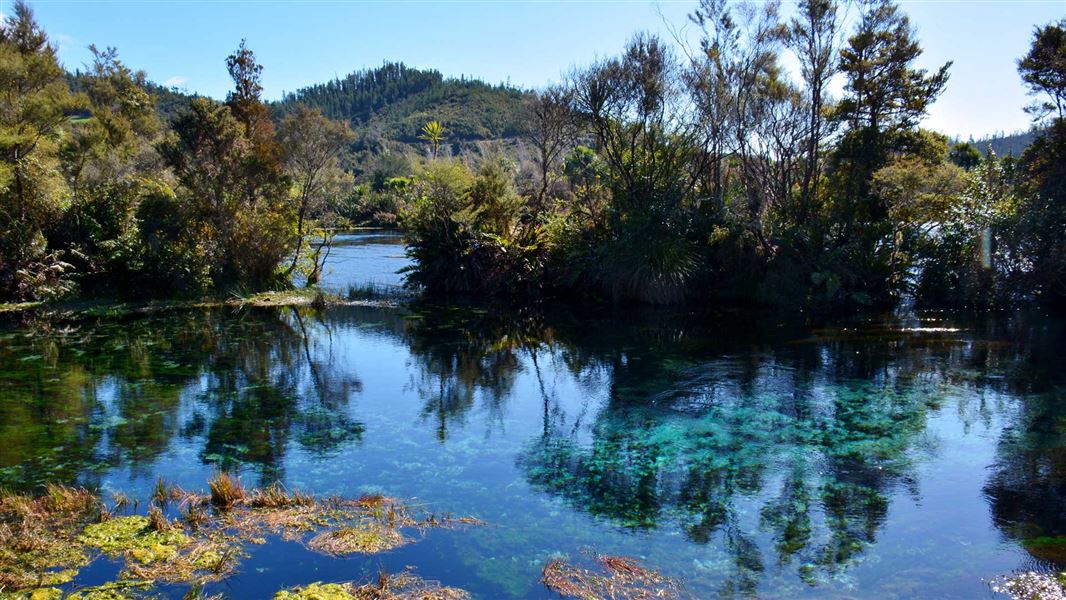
[0,288,405,319]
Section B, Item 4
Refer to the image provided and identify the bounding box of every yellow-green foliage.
[1,480,480,597]
[78,516,190,563]
[273,582,356,600]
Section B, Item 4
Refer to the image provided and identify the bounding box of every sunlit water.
[1,232,1064,598]
[314,229,409,293]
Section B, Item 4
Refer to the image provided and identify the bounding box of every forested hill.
[965,129,1041,157]
[276,62,530,142]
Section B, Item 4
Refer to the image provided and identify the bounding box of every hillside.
[964,129,1043,157]
[277,62,530,144]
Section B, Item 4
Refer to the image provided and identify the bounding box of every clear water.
[1,232,1064,598]
[314,229,409,293]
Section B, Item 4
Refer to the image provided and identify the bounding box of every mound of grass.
[307,525,410,555]
[541,554,682,600]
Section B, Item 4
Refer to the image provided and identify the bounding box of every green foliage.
[948,142,981,169]
[1018,19,1066,122]
[0,1,85,300]
[400,159,543,297]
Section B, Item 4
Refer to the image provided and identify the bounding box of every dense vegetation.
[400,1,1066,309]
[1,0,1064,311]
[0,3,353,299]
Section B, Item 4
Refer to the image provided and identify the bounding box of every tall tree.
[789,0,839,221]
[524,86,576,211]
[278,105,355,282]
[0,0,84,298]
[831,0,950,243]
[1018,19,1066,122]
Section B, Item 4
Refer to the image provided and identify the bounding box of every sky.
[7,0,1066,139]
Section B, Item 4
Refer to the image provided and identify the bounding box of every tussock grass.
[248,483,314,509]
[0,485,100,590]
[207,472,247,509]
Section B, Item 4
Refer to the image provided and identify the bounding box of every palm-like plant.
[418,120,447,158]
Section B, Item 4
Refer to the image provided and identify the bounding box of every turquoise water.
[0,233,1064,598]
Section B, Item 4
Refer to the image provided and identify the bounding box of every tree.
[524,86,575,211]
[158,96,291,289]
[0,0,84,299]
[789,0,839,220]
[1017,19,1066,122]
[828,0,951,300]
[418,120,447,158]
[225,40,281,188]
[836,0,950,134]
[948,142,981,170]
[278,105,355,283]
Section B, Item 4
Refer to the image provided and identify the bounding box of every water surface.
[0,234,1064,598]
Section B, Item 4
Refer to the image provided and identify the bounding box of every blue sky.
[10,0,1066,139]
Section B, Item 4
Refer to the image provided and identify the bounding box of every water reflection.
[0,304,1064,597]
[0,308,364,488]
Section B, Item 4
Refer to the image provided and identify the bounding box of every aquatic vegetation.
[248,483,315,509]
[307,525,410,555]
[0,485,100,591]
[274,570,470,600]
[989,571,1066,600]
[207,472,247,509]
[0,479,483,597]
[1024,536,1066,564]
[541,554,682,599]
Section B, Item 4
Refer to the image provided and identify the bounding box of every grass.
[346,282,415,302]
[307,525,411,555]
[541,554,682,600]
[207,472,247,509]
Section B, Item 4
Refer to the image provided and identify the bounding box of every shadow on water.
[0,301,1064,597]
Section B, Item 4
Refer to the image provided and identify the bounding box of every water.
[314,229,409,293]
[1,232,1064,598]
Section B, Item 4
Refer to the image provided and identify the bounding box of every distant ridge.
[276,62,530,144]
[962,129,1043,157]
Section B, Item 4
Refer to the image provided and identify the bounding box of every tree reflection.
[396,306,1066,592]
[0,307,364,489]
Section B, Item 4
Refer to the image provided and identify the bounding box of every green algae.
[66,580,155,599]
[1023,535,1066,564]
[0,588,63,600]
[0,479,483,598]
[78,516,190,563]
[274,582,356,600]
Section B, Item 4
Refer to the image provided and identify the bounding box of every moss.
[273,582,356,600]
[78,516,190,562]
[0,588,63,600]
[66,580,155,599]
